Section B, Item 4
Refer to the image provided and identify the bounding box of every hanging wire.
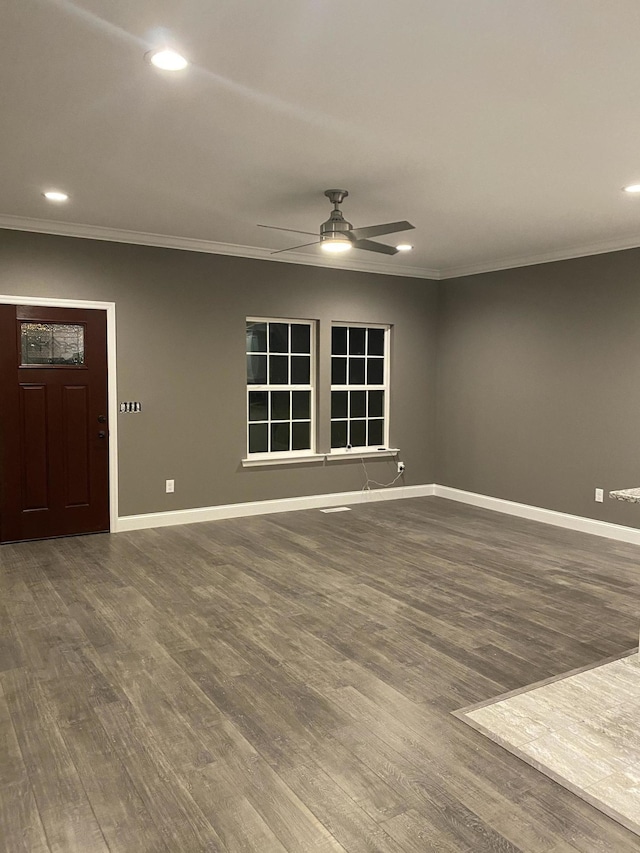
[360,457,403,493]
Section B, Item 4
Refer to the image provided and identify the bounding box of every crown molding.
[4,213,640,282]
[440,233,640,279]
[0,215,441,281]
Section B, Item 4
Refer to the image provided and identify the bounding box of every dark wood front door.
[0,304,110,543]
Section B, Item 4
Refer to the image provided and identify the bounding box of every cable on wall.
[360,457,403,493]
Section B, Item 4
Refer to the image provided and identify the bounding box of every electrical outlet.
[595,487,604,503]
[166,479,175,494]
[397,461,405,474]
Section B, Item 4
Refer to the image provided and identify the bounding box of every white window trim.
[325,447,399,460]
[246,317,316,458]
[241,448,399,467]
[329,322,391,453]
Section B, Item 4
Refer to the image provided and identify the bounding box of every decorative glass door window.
[330,324,389,450]
[246,319,314,455]
[20,322,85,365]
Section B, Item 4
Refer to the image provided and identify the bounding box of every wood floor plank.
[1,669,109,853]
[0,679,27,787]
[94,699,228,851]
[0,779,51,853]
[186,761,290,853]
[281,761,408,853]
[2,496,640,851]
[57,712,171,853]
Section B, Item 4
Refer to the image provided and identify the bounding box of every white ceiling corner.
[3,0,640,280]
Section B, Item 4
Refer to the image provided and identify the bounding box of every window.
[20,322,85,365]
[330,324,389,450]
[246,319,314,456]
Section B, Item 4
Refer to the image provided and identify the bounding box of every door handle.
[98,431,106,439]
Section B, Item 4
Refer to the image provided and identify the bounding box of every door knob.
[98,431,106,439]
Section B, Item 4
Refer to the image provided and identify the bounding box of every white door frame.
[0,294,119,532]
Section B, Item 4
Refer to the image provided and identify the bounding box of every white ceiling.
[3,0,640,279]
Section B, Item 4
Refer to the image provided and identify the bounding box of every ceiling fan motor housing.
[321,189,353,242]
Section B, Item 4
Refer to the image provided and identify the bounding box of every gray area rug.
[453,649,640,838]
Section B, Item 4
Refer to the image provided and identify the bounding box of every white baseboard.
[435,485,640,546]
[116,482,640,546]
[115,484,436,532]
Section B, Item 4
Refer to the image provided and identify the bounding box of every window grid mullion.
[330,324,389,451]
[247,318,314,456]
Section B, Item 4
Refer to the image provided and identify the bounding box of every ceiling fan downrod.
[321,189,352,241]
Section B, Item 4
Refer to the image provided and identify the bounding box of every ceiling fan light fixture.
[320,236,352,254]
[396,243,413,251]
[145,49,188,71]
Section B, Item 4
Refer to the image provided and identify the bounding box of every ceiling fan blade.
[270,241,321,255]
[351,239,398,256]
[258,224,318,237]
[350,220,415,241]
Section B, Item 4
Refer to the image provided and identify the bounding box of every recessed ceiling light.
[623,184,640,193]
[396,243,413,251]
[146,49,188,71]
[42,190,69,202]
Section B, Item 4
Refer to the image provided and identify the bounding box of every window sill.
[324,448,399,461]
[242,452,326,468]
[241,448,399,468]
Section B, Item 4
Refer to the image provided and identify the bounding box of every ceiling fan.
[258,190,415,256]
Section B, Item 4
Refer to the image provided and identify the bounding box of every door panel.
[62,385,90,507]
[0,304,109,543]
[20,384,49,511]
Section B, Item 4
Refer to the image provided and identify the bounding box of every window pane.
[246,318,316,460]
[349,358,365,384]
[292,421,310,451]
[247,354,267,384]
[291,324,311,353]
[269,355,288,384]
[292,391,310,420]
[249,423,268,453]
[248,391,268,421]
[368,418,384,446]
[332,326,347,355]
[349,420,366,447]
[246,322,267,353]
[368,328,385,356]
[271,422,290,452]
[291,356,310,385]
[349,327,366,355]
[367,358,384,385]
[271,391,290,420]
[269,323,289,353]
[368,390,384,418]
[331,420,348,448]
[331,390,347,419]
[21,323,85,365]
[331,357,347,385]
[350,390,366,418]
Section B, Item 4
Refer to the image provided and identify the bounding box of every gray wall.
[436,248,640,529]
[7,227,639,530]
[0,229,438,517]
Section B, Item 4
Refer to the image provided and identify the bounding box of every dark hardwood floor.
[1,496,640,852]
